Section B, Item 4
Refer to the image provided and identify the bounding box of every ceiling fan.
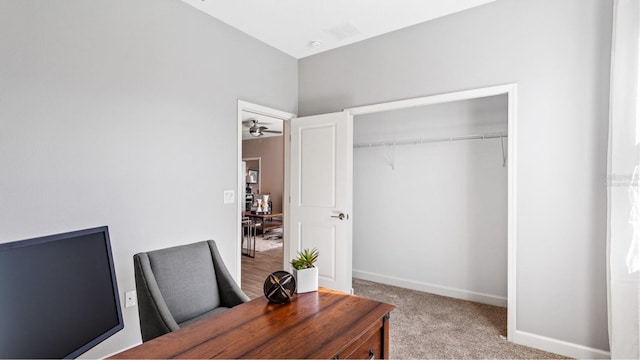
[247,119,282,137]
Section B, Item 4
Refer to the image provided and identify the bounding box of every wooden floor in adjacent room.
[241,246,284,299]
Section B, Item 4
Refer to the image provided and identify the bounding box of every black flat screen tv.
[0,226,124,359]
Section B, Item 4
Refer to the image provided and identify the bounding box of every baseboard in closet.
[352,269,507,307]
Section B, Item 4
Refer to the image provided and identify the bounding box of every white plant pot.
[293,267,318,293]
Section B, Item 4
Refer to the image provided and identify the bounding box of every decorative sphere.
[263,271,296,303]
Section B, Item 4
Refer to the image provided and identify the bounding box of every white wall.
[299,0,612,355]
[0,0,297,357]
[353,95,508,306]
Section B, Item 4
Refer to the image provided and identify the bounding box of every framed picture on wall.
[247,169,258,184]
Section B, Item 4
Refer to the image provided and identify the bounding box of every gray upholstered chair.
[134,240,249,342]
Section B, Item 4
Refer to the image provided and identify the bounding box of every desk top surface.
[111,288,394,359]
[245,211,283,218]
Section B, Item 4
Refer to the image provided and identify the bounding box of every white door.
[289,111,353,293]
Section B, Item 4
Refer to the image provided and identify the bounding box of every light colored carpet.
[253,228,283,252]
[352,278,568,359]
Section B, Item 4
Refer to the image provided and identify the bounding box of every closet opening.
[347,84,517,340]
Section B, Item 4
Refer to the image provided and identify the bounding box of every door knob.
[330,213,348,220]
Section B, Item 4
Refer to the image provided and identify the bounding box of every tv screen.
[0,226,123,359]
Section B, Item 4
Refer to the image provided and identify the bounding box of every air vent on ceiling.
[324,22,363,41]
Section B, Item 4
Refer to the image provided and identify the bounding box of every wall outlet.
[125,290,137,308]
[223,190,235,204]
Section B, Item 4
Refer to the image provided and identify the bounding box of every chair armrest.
[134,253,180,342]
[206,240,251,306]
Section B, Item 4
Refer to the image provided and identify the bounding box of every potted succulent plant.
[290,248,319,293]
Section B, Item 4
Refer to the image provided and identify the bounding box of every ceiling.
[181,0,495,59]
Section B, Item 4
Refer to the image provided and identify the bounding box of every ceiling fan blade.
[245,119,281,136]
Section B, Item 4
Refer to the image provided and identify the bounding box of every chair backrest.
[138,241,221,324]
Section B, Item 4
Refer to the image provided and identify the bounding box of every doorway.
[236,101,295,298]
[352,94,508,306]
[345,83,517,340]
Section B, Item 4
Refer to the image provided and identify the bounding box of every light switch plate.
[223,190,235,204]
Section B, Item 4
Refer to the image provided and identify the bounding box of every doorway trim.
[237,100,296,283]
[345,83,518,341]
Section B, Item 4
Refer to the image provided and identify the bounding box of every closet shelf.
[353,132,508,149]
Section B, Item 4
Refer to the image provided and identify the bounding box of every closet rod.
[353,132,507,149]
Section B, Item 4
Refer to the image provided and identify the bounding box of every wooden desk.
[111,288,394,359]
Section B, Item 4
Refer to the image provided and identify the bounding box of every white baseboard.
[513,330,610,359]
[352,269,507,307]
